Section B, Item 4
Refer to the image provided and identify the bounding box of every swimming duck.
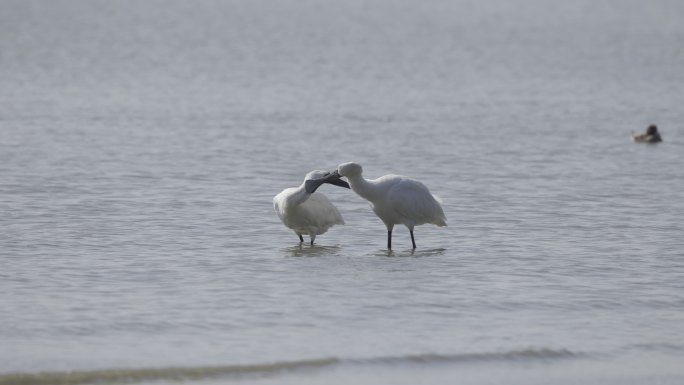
[632,125,662,143]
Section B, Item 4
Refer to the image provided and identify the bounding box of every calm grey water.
[2,0,684,384]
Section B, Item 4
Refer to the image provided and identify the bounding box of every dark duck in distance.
[632,124,663,143]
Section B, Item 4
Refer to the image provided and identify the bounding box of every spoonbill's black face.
[304,171,350,193]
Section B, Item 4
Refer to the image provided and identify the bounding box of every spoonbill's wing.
[387,179,447,227]
[299,193,345,227]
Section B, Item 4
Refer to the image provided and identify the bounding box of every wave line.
[0,358,339,385]
[354,348,581,365]
[0,348,582,385]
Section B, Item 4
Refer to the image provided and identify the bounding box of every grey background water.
[2,0,684,383]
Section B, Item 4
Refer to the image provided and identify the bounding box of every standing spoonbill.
[322,162,446,249]
[273,170,350,245]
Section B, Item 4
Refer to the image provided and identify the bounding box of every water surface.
[1,0,684,384]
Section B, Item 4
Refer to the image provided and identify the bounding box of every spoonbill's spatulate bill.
[324,162,446,250]
[273,170,350,245]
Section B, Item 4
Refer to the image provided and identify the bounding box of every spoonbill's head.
[337,162,362,177]
[304,170,350,194]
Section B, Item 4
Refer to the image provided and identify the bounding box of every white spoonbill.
[273,170,350,245]
[322,162,446,249]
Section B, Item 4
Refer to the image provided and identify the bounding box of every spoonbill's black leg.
[387,230,392,250]
[410,230,416,249]
[298,234,304,243]
[310,239,314,246]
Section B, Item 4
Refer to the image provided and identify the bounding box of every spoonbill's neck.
[346,174,378,202]
[287,185,310,207]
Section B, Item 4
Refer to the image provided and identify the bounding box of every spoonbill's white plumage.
[324,162,446,249]
[273,170,349,245]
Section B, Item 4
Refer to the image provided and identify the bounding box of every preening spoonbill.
[274,170,350,245]
[323,162,446,249]
[631,124,662,143]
